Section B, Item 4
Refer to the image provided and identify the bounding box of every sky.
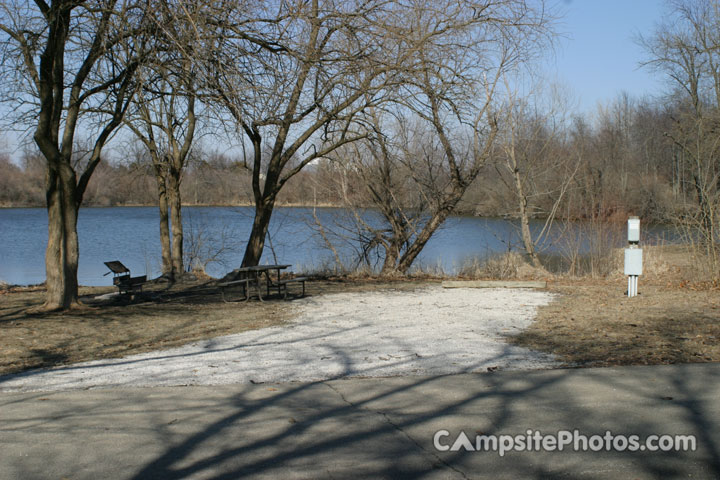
[547,0,668,113]
[1,0,671,162]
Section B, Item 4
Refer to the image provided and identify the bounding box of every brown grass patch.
[512,280,720,366]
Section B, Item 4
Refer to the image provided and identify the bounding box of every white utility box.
[624,248,643,276]
[628,216,640,243]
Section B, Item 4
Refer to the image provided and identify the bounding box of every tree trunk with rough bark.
[395,203,457,274]
[168,169,184,275]
[241,199,274,267]
[381,243,401,275]
[44,161,81,310]
[154,164,173,278]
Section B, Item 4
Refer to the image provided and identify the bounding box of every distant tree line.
[0,91,696,224]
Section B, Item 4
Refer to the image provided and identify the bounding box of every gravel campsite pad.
[0,286,559,392]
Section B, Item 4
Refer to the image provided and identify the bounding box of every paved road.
[1,363,719,479]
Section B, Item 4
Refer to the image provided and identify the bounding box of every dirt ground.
[0,278,428,376]
[1,248,719,376]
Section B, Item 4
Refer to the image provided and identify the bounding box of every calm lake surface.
[0,206,673,286]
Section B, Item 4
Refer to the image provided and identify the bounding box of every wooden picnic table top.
[234,264,291,272]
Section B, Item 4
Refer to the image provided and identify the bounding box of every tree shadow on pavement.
[2,359,718,479]
[126,364,719,479]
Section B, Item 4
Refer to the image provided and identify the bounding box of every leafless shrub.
[555,217,625,278]
[458,252,528,280]
[183,217,242,276]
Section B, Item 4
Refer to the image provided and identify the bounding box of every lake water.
[0,206,673,286]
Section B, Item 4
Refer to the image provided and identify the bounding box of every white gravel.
[0,286,560,392]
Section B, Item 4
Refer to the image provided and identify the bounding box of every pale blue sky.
[548,0,667,113]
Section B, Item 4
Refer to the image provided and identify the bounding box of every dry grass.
[457,251,548,280]
[512,281,720,367]
[511,245,720,367]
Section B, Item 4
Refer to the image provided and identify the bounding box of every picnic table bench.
[276,276,308,299]
[218,264,307,301]
[217,278,254,302]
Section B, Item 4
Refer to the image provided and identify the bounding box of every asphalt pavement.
[1,363,719,479]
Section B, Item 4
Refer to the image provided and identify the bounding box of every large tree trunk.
[381,243,400,275]
[153,164,173,278]
[43,162,81,310]
[395,208,453,274]
[168,170,184,275]
[379,218,408,275]
[241,199,275,267]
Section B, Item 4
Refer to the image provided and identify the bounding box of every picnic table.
[218,264,307,302]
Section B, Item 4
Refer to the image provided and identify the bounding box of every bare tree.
[206,0,412,267]
[639,0,720,277]
[308,118,438,273]
[123,2,204,281]
[315,0,553,275]
[202,0,386,266]
[0,0,153,310]
[206,0,553,269]
[495,84,578,269]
